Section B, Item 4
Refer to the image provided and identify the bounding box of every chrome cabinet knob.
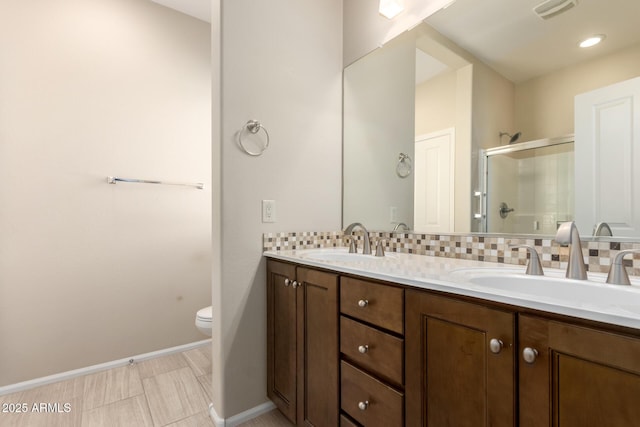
[358,401,369,411]
[358,345,369,354]
[284,278,291,287]
[489,338,504,354]
[523,347,539,364]
[292,281,299,289]
[358,299,369,308]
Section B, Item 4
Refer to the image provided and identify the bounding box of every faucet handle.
[554,221,588,280]
[606,249,640,286]
[362,234,372,255]
[509,245,544,276]
[348,238,357,254]
[375,239,386,257]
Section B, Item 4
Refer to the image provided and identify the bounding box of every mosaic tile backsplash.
[263,231,640,277]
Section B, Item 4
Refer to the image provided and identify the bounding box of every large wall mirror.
[343,0,640,238]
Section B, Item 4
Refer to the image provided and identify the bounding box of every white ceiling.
[150,0,210,23]
[149,0,640,85]
[425,0,640,83]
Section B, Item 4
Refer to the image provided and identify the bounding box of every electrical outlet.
[262,200,276,223]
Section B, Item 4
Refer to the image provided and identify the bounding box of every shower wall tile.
[264,231,640,277]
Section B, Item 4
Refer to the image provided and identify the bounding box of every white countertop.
[264,248,640,330]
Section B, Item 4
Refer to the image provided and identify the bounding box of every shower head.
[499,131,522,144]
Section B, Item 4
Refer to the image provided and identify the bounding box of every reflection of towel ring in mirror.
[396,153,412,178]
[238,119,270,156]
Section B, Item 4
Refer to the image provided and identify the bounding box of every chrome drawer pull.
[358,400,369,411]
[358,345,369,354]
[358,299,369,308]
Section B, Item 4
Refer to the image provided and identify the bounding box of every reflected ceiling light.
[579,34,605,48]
[379,0,404,19]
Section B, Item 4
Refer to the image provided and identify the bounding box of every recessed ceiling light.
[579,35,605,48]
[379,0,404,19]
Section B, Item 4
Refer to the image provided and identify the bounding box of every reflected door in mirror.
[575,76,640,237]
[414,128,454,232]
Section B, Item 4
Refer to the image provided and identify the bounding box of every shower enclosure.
[480,135,574,234]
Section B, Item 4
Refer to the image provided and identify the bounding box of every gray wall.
[211,0,344,418]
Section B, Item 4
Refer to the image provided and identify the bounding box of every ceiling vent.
[533,0,578,20]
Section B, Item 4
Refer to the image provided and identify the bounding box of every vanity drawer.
[340,414,360,427]
[340,277,404,334]
[341,361,404,426]
[340,316,403,386]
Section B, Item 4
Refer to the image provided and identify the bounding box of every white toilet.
[195,306,212,337]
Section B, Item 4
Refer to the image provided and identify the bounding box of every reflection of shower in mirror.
[498,202,515,219]
[499,131,522,144]
[482,135,575,235]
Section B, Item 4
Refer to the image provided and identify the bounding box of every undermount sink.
[299,249,396,263]
[450,268,640,313]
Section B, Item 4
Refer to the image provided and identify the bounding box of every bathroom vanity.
[265,249,640,427]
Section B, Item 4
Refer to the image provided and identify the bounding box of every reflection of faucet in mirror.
[554,221,587,280]
[593,222,613,236]
[393,222,410,231]
[499,131,522,144]
[344,222,372,255]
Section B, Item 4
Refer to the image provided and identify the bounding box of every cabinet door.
[267,260,298,423]
[297,267,339,427]
[406,290,516,427]
[519,315,640,427]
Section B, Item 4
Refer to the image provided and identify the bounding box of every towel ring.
[396,153,412,178]
[238,120,270,156]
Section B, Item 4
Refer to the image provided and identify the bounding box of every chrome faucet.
[344,222,372,255]
[393,222,409,231]
[554,221,587,280]
[593,222,613,236]
[606,249,640,285]
[509,245,544,275]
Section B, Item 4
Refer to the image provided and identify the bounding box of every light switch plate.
[262,200,276,223]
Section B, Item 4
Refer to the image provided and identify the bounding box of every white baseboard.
[0,339,212,396]
[209,400,277,427]
[209,403,226,427]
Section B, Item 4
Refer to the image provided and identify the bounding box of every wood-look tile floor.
[0,344,214,427]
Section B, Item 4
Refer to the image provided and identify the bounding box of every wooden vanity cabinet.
[268,258,640,427]
[519,315,640,427]
[405,289,516,427]
[266,260,339,427]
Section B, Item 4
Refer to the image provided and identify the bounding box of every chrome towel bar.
[107,176,204,189]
